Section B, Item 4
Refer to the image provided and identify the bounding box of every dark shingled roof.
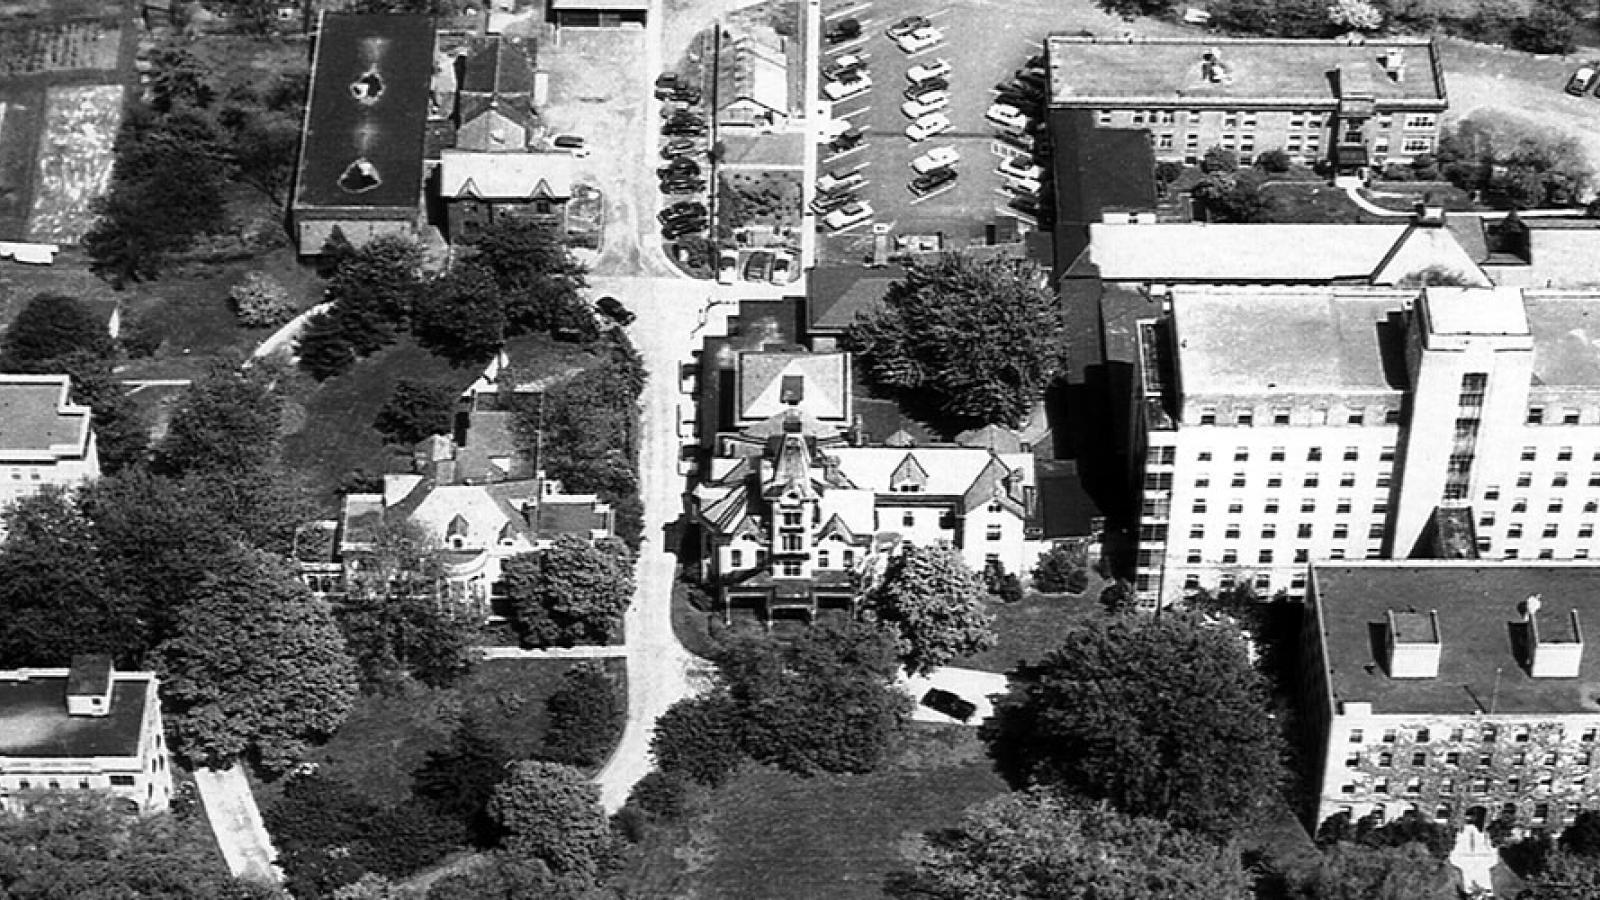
[295,13,435,211]
[807,264,905,335]
[0,677,149,757]
[1312,563,1600,716]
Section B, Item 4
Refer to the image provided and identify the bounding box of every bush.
[539,664,624,769]
[651,693,746,787]
[1256,149,1292,174]
[1201,146,1238,174]
[230,272,297,328]
[1032,544,1084,593]
[1381,163,1416,182]
[628,771,694,822]
[612,805,648,844]
[1155,161,1185,185]
[1511,1,1576,55]
[374,379,460,446]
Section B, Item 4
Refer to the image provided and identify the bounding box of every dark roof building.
[292,13,436,255]
[804,264,904,349]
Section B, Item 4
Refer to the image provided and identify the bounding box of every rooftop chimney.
[66,654,115,717]
[1382,47,1406,83]
[1529,607,1584,679]
[1385,609,1441,678]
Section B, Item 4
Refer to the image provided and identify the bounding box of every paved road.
[193,765,282,886]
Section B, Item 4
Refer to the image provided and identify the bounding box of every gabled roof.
[737,351,850,423]
[459,37,536,96]
[807,264,905,334]
[439,150,574,200]
[716,32,790,115]
[889,453,929,491]
[1086,221,1466,283]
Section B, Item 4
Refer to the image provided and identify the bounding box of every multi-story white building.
[1135,284,1600,607]
[0,656,172,814]
[1301,561,1600,834]
[0,374,100,517]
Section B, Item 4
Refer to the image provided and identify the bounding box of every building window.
[1231,473,1247,488]
[1350,729,1364,743]
[1258,549,1273,564]
[1195,477,1210,489]
[818,551,830,568]
[843,550,855,568]
[1528,406,1545,424]
[1225,524,1241,539]
[1302,500,1317,514]
[1200,407,1217,425]
[1221,549,1238,564]
[1333,525,1349,539]
[1513,499,1528,513]
[110,775,135,787]
[1486,486,1501,501]
[1337,499,1353,514]
[1304,475,1319,488]
[730,549,744,568]
[1402,136,1432,154]
[1298,524,1313,539]
[1380,446,1396,462]
[1348,411,1365,426]
[1508,524,1524,538]
[902,512,915,527]
[1308,447,1323,462]
[1555,472,1571,488]
[1193,499,1207,514]
[781,534,803,552]
[1522,446,1538,462]
[1551,501,1565,514]
[1261,524,1276,539]
[1518,472,1533,488]
[1560,447,1575,462]
[1340,473,1356,488]
[1264,499,1280,514]
[1544,524,1559,539]
[986,524,1003,541]
[1186,549,1202,564]
[1237,411,1253,426]
[1405,113,1437,129]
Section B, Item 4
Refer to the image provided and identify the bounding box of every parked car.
[823,73,872,101]
[769,251,794,284]
[905,111,952,142]
[1000,173,1040,196]
[904,77,949,100]
[551,134,588,157]
[829,127,864,153]
[658,157,701,178]
[824,54,867,81]
[660,177,706,194]
[596,296,635,326]
[986,102,1029,131]
[654,72,680,99]
[886,14,931,39]
[660,137,702,158]
[998,78,1046,102]
[1015,68,1048,89]
[901,90,950,119]
[895,26,943,54]
[661,217,707,240]
[670,85,703,105]
[743,250,774,282]
[662,118,708,137]
[997,128,1034,152]
[1009,193,1041,217]
[810,188,857,214]
[998,154,1043,182]
[994,90,1041,115]
[1568,66,1599,96]
[921,688,977,723]
[907,59,951,83]
[825,16,861,44]
[660,199,706,220]
[911,145,960,174]
[823,200,874,231]
[717,249,739,284]
[910,166,957,196]
[816,167,865,193]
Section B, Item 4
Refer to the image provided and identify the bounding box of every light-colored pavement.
[477,644,628,660]
[899,665,1009,725]
[250,301,332,361]
[193,765,283,886]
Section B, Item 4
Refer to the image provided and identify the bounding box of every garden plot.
[0,20,122,77]
[716,170,804,248]
[26,84,123,244]
[0,91,42,241]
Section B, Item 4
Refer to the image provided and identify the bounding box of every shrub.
[1155,161,1186,185]
[1511,1,1576,55]
[230,272,297,328]
[374,378,459,446]
[539,664,624,769]
[650,693,746,787]
[1032,545,1083,593]
[628,771,694,822]
[1256,149,1292,174]
[1201,146,1238,174]
[612,805,648,843]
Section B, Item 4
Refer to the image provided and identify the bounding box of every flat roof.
[0,676,150,758]
[807,264,905,333]
[1523,293,1600,388]
[1046,36,1445,106]
[1049,109,1157,226]
[1087,222,1414,282]
[1421,286,1529,336]
[1171,287,1410,396]
[550,0,647,9]
[294,13,435,211]
[1314,563,1600,716]
[0,375,92,460]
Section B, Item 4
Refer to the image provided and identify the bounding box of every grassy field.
[611,724,1008,899]
[957,588,1104,674]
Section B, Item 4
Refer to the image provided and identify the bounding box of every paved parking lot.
[814,0,1054,260]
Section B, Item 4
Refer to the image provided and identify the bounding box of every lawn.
[957,586,1104,674]
[1259,180,1387,224]
[611,724,1008,899]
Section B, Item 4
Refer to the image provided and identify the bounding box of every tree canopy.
[1437,110,1593,209]
[891,790,1251,900]
[863,545,995,675]
[153,364,285,477]
[157,549,358,772]
[488,761,616,882]
[980,611,1285,837]
[503,536,634,648]
[1285,841,1459,900]
[0,293,114,371]
[847,255,1062,429]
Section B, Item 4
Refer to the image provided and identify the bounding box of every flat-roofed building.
[1301,561,1600,834]
[0,374,100,517]
[1134,285,1600,607]
[0,656,172,814]
[1045,35,1447,172]
[292,13,436,255]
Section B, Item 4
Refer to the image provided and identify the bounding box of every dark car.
[823,56,866,81]
[825,17,860,44]
[910,167,957,196]
[660,138,702,158]
[596,296,635,326]
[662,119,708,137]
[886,14,931,39]
[809,188,856,214]
[551,133,586,152]
[828,127,864,153]
[658,200,706,223]
[658,158,701,178]
[660,178,706,195]
[743,250,774,282]
[904,77,949,100]
[921,688,977,723]
[661,217,707,240]
[654,72,680,99]
[670,85,703,105]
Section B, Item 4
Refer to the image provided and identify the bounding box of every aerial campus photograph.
[14,0,1600,899]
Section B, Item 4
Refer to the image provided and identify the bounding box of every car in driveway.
[658,157,701,178]
[886,14,931,39]
[904,76,949,100]
[1568,66,1599,96]
[817,168,866,193]
[823,73,872,101]
[824,54,867,81]
[921,688,977,722]
[905,111,952,142]
[998,154,1043,182]
[985,102,1029,131]
[823,200,874,231]
[901,90,949,119]
[654,72,681,99]
[669,85,703,105]
[895,26,943,54]
[911,145,959,174]
[907,59,951,82]
[909,166,957,196]
[825,17,861,44]
[743,250,774,282]
[660,177,706,194]
[658,200,706,222]
[596,296,635,326]
[810,187,857,214]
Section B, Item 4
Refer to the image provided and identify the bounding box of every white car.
[895,26,943,54]
[900,90,950,119]
[823,200,874,231]
[911,145,960,174]
[907,59,951,83]
[824,74,873,101]
[816,168,866,193]
[998,154,1044,182]
[905,111,952,142]
[986,102,1029,131]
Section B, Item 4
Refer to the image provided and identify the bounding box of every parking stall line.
[908,183,958,205]
[904,43,947,59]
[830,219,876,235]
[839,105,873,118]
[824,2,870,21]
[824,145,869,164]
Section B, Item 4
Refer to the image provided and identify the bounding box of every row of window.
[7,774,139,790]
[1197,408,1400,427]
[1191,471,1393,491]
[1150,445,1399,466]
[1188,520,1389,541]
[1528,407,1592,425]
[1351,748,1595,769]
[1179,545,1381,566]
[1337,801,1569,828]
[1351,724,1599,744]
[1341,775,1585,798]
[1100,109,1437,131]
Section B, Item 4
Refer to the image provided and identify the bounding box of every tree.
[980,611,1285,837]
[230,271,297,328]
[1512,0,1577,55]
[1286,841,1459,900]
[847,255,1063,429]
[1436,110,1593,209]
[157,549,358,772]
[1326,0,1382,31]
[1519,847,1600,899]
[539,664,624,769]
[374,378,460,446]
[0,793,272,900]
[1193,170,1275,222]
[863,545,995,675]
[1257,148,1293,173]
[1093,0,1177,19]
[1211,0,1329,35]
[296,308,361,380]
[890,790,1250,900]
[487,761,616,882]
[1032,543,1089,593]
[325,235,424,330]
[1562,809,1600,857]
[154,364,284,476]
[336,521,480,687]
[412,715,514,847]
[1098,578,1138,614]
[0,294,113,371]
[413,264,508,365]
[0,487,148,666]
[460,218,588,337]
[1202,146,1239,174]
[425,851,594,900]
[69,368,149,474]
[503,536,634,648]
[650,692,747,787]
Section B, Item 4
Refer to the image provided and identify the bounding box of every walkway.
[1344,183,1589,219]
[249,301,332,361]
[193,765,283,886]
[477,644,628,660]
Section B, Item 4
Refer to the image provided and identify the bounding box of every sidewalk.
[193,765,283,886]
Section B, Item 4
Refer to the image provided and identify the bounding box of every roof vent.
[350,69,385,104]
[1381,47,1406,83]
[339,158,382,194]
[1385,609,1441,678]
[1529,606,1584,679]
[1201,48,1229,84]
